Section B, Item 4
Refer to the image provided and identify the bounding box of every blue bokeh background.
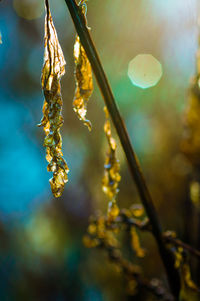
[0,0,199,300]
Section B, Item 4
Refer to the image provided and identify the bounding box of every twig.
[163,231,200,259]
[119,210,151,231]
[85,212,174,299]
[63,0,180,298]
[98,240,174,300]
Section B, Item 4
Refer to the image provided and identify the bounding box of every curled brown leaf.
[39,0,69,197]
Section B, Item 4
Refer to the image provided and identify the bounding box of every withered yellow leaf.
[130,227,145,258]
[107,200,120,223]
[73,33,93,130]
[39,0,69,198]
[102,106,121,201]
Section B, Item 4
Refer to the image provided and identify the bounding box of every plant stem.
[163,232,200,259]
[64,0,180,298]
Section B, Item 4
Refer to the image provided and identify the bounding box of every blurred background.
[0,0,200,300]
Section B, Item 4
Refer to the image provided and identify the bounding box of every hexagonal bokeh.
[128,54,163,89]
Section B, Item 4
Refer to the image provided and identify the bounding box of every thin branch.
[90,210,151,231]
[64,0,180,298]
[163,231,200,259]
[97,239,174,300]
[119,209,151,231]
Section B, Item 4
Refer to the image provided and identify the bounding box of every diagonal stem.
[163,231,200,259]
[64,0,180,298]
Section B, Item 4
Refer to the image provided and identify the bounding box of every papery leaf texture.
[73,2,93,130]
[39,0,69,198]
[102,107,121,200]
[102,107,121,221]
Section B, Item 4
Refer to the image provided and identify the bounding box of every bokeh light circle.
[13,0,44,20]
[128,54,163,89]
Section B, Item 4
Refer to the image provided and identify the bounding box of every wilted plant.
[37,1,200,300]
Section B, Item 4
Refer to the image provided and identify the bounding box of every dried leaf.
[102,106,121,221]
[174,247,183,269]
[102,106,121,200]
[181,263,198,291]
[39,0,69,197]
[173,247,200,299]
[130,227,145,258]
[130,204,144,217]
[179,258,200,300]
[73,1,92,130]
[107,200,120,223]
[73,34,93,131]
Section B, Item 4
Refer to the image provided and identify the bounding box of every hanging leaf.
[181,263,199,292]
[73,1,93,131]
[38,0,69,198]
[102,106,121,200]
[179,255,200,301]
[102,106,121,221]
[107,200,120,222]
[130,227,145,258]
[174,247,183,269]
